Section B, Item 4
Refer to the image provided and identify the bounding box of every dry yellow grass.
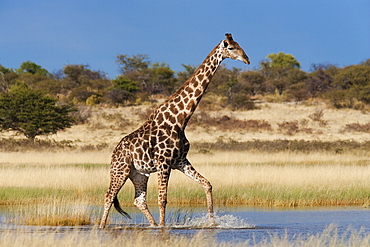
[13,202,92,226]
[0,151,110,165]
[1,151,368,189]
[1,149,368,166]
[0,165,108,189]
[1,151,369,207]
[1,101,370,209]
[168,154,370,206]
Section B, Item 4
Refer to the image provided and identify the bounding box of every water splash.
[171,213,255,229]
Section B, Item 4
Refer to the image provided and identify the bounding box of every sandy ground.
[2,102,370,150]
[46,102,370,146]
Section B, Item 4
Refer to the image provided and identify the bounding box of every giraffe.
[100,33,250,228]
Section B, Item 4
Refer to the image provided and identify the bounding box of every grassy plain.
[1,102,370,226]
[1,151,369,208]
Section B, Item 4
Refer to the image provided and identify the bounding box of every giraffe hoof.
[208,217,219,227]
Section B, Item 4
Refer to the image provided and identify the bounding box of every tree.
[260,52,302,95]
[305,68,333,97]
[0,84,75,140]
[333,65,370,104]
[61,64,110,104]
[17,61,50,77]
[116,54,150,74]
[63,64,104,85]
[207,65,241,96]
[106,76,140,104]
[333,65,370,90]
[0,65,14,93]
[237,70,266,96]
[151,62,177,95]
[361,58,370,66]
[324,64,370,108]
[0,65,12,74]
[266,52,300,69]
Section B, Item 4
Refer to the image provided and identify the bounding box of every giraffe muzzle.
[243,54,250,65]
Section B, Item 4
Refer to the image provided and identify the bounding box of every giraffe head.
[220,33,250,64]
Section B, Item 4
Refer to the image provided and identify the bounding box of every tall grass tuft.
[14,201,92,226]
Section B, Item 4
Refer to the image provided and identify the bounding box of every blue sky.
[1,0,369,78]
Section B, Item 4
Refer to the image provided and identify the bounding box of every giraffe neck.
[153,43,225,129]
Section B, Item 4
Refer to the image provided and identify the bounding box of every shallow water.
[1,206,369,244]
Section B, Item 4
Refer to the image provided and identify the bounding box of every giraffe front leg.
[157,169,171,226]
[178,160,214,222]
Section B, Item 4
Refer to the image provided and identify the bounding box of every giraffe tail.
[113,196,131,219]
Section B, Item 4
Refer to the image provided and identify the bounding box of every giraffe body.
[100,33,249,228]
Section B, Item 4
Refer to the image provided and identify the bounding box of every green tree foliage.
[237,70,266,96]
[329,65,370,107]
[115,55,178,98]
[17,61,50,77]
[63,64,105,85]
[0,65,13,74]
[0,84,75,140]
[111,77,140,92]
[2,62,53,93]
[261,53,304,95]
[116,54,150,74]
[106,77,140,104]
[0,65,14,92]
[151,62,176,94]
[1,54,369,110]
[266,52,300,69]
[333,65,370,90]
[61,65,110,104]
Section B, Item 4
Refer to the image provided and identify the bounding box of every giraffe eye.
[228,47,235,51]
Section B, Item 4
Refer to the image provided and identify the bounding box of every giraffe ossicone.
[99,33,250,228]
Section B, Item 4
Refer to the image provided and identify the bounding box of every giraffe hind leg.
[100,173,129,228]
[130,172,158,226]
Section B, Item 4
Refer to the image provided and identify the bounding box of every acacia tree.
[116,54,150,75]
[260,52,302,95]
[266,52,300,69]
[0,84,75,140]
[17,61,50,77]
